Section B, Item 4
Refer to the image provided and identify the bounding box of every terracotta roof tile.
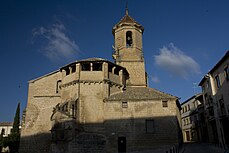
[105,87,177,101]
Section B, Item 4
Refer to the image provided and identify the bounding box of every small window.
[56,80,61,94]
[122,101,128,108]
[162,100,168,107]
[202,86,205,92]
[206,81,209,89]
[188,104,190,111]
[108,64,113,73]
[224,66,229,81]
[146,119,155,133]
[65,68,70,75]
[126,31,133,47]
[72,65,76,73]
[93,63,102,71]
[81,63,90,71]
[193,102,196,109]
[215,75,221,88]
[114,67,120,75]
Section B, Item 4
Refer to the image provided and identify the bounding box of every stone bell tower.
[112,8,147,87]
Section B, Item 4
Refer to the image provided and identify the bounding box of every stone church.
[20,9,182,153]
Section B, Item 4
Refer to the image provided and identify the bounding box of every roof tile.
[105,87,177,101]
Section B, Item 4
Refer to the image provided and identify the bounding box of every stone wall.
[20,71,62,153]
[20,59,181,153]
[113,25,147,87]
[79,83,105,129]
[121,61,146,86]
[104,100,179,152]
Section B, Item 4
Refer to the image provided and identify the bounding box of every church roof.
[61,57,122,67]
[77,57,108,62]
[112,9,144,35]
[105,87,177,101]
[61,58,110,68]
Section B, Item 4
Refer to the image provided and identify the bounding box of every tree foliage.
[0,134,3,152]
[7,102,21,153]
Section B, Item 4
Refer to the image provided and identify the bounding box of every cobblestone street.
[183,143,225,153]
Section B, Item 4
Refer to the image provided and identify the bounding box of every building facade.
[0,122,21,152]
[181,94,208,142]
[199,51,229,149]
[0,122,13,138]
[19,10,182,153]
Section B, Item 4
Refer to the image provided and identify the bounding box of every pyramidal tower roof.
[112,7,144,35]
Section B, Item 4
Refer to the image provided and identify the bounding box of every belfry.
[112,8,147,87]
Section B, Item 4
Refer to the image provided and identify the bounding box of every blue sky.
[0,0,229,122]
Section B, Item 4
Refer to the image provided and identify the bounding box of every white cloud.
[33,23,79,61]
[154,43,200,79]
[151,75,160,83]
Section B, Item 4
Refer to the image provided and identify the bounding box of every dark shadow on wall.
[19,116,183,153]
[215,79,229,148]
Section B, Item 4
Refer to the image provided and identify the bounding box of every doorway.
[186,131,191,141]
[118,137,126,153]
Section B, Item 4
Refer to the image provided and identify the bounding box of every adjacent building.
[199,51,229,149]
[19,9,182,153]
[181,94,207,142]
[0,122,21,152]
[0,122,13,137]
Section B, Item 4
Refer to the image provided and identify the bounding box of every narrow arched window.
[126,31,133,47]
[56,80,61,93]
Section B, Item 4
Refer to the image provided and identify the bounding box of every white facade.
[0,122,13,137]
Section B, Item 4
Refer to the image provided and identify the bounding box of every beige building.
[199,51,229,149]
[19,9,182,153]
[181,94,207,142]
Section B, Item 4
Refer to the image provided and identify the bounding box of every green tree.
[7,102,20,153]
[0,135,8,153]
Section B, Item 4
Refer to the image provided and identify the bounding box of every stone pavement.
[129,145,180,153]
[128,143,225,153]
[183,143,225,153]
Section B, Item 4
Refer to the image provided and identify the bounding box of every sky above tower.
[0,0,229,122]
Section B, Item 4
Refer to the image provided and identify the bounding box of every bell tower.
[112,8,147,87]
